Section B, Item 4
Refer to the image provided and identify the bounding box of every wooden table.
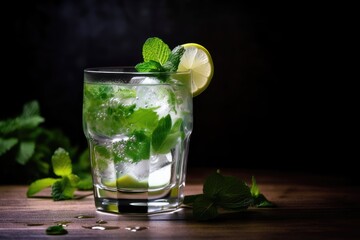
[1,168,359,239]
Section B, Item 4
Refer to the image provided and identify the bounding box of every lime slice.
[178,43,214,97]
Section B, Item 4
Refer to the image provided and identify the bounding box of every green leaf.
[253,193,276,208]
[151,115,172,152]
[67,173,80,187]
[51,148,72,177]
[0,116,44,135]
[135,60,165,72]
[27,178,58,197]
[203,171,224,198]
[153,118,183,154]
[0,137,18,156]
[187,170,275,221]
[219,197,254,210]
[46,225,68,235]
[183,194,203,206]
[163,45,185,72]
[123,130,151,162]
[16,141,35,165]
[51,176,78,201]
[21,100,40,117]
[250,176,260,197]
[76,174,93,190]
[0,100,44,135]
[217,176,252,209]
[193,195,218,221]
[142,37,171,65]
[128,108,159,132]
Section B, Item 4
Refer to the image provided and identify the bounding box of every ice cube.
[135,78,173,117]
[148,164,171,188]
[150,153,172,173]
[115,160,150,182]
[130,76,146,84]
[148,153,173,188]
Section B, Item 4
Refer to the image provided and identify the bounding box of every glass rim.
[84,66,191,75]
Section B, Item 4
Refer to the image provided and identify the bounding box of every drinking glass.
[83,67,193,214]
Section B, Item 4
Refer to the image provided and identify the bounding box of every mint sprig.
[135,37,185,74]
[0,100,80,181]
[27,148,91,201]
[184,170,275,221]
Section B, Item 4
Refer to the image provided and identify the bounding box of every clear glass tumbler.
[83,67,193,214]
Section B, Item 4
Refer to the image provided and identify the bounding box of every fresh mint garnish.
[142,37,171,64]
[135,37,185,74]
[163,45,186,72]
[184,170,275,221]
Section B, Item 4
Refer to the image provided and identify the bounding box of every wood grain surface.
[1,168,359,239]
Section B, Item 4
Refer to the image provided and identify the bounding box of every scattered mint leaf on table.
[26,178,58,197]
[27,148,87,201]
[184,170,275,221]
[46,225,68,235]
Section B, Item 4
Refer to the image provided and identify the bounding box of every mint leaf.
[128,108,159,132]
[135,60,165,72]
[183,194,203,205]
[135,37,185,74]
[0,116,44,135]
[16,141,35,165]
[76,174,93,190]
[142,37,171,65]
[203,171,224,198]
[0,100,44,135]
[217,176,253,210]
[153,118,183,154]
[28,148,82,200]
[253,194,276,208]
[193,195,218,221]
[250,176,276,208]
[123,130,150,162]
[46,225,68,235]
[51,175,79,201]
[163,45,186,72]
[86,102,136,136]
[151,114,172,153]
[26,177,58,197]
[0,137,18,155]
[51,148,72,177]
[184,170,275,221]
[250,176,260,197]
[21,100,41,117]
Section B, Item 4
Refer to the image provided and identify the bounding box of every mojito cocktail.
[83,37,213,214]
[83,68,193,214]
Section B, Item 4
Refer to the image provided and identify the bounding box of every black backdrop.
[1,1,355,175]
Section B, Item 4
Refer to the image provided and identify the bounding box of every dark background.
[1,1,355,175]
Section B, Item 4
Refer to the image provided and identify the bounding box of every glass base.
[93,184,184,214]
